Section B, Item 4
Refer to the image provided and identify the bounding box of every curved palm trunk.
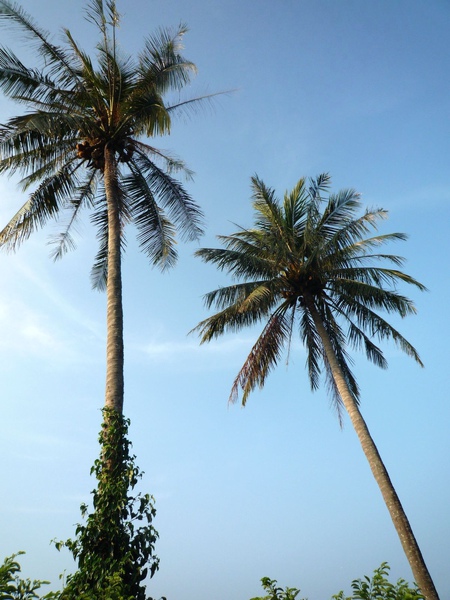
[103,145,124,415]
[307,301,439,600]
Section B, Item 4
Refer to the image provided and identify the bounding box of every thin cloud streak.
[137,335,306,369]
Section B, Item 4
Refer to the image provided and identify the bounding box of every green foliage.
[0,552,59,600]
[251,563,424,600]
[332,563,425,600]
[56,409,161,600]
[250,577,304,600]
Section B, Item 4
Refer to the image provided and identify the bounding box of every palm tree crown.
[194,175,439,600]
[195,174,425,409]
[0,0,203,287]
[0,0,210,414]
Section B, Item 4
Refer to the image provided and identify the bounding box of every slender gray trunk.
[307,300,439,600]
[103,144,124,414]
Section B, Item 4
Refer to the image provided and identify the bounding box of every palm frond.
[299,304,322,392]
[133,140,194,178]
[321,301,360,408]
[308,172,331,204]
[230,305,294,405]
[48,170,98,260]
[90,208,109,291]
[124,162,177,270]
[138,24,196,94]
[89,194,129,291]
[0,163,79,250]
[131,150,203,242]
[283,177,307,232]
[200,280,275,312]
[195,245,276,281]
[330,294,424,366]
[0,0,79,86]
[332,279,421,317]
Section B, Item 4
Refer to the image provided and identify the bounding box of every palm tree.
[0,0,207,416]
[193,174,438,600]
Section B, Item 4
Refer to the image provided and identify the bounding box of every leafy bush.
[252,563,424,600]
[250,576,304,600]
[332,563,424,600]
[0,552,59,600]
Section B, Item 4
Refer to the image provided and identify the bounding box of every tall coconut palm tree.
[0,0,207,416]
[193,174,438,600]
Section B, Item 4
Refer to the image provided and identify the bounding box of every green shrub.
[250,576,304,600]
[332,563,424,600]
[0,552,59,600]
[252,563,424,600]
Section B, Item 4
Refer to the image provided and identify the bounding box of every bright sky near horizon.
[0,1,449,599]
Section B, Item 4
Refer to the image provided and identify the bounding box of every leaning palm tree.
[0,0,207,416]
[193,174,438,600]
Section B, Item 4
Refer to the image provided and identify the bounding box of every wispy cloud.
[141,335,251,360]
[0,250,104,365]
[126,333,256,373]
[134,333,306,372]
[369,182,450,211]
[13,256,103,340]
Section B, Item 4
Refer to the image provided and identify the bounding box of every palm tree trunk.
[307,301,439,600]
[103,144,124,414]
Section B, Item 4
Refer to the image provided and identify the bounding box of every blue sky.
[0,1,449,599]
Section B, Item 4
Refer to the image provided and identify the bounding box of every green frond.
[126,89,171,137]
[332,279,420,317]
[0,0,79,86]
[250,178,303,265]
[63,29,98,80]
[48,205,80,260]
[131,150,203,242]
[133,141,194,178]
[230,306,295,405]
[84,0,120,32]
[195,245,276,281]
[283,177,308,231]
[308,172,331,203]
[90,207,108,291]
[48,170,98,260]
[89,194,129,291]
[0,47,41,99]
[328,233,409,268]
[0,164,78,251]
[165,91,224,122]
[312,192,363,258]
[299,305,322,392]
[84,0,120,66]
[347,321,388,369]
[200,280,272,311]
[332,266,427,295]
[332,295,424,367]
[251,176,284,229]
[193,280,284,345]
[320,302,360,409]
[123,163,177,270]
[138,24,196,95]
